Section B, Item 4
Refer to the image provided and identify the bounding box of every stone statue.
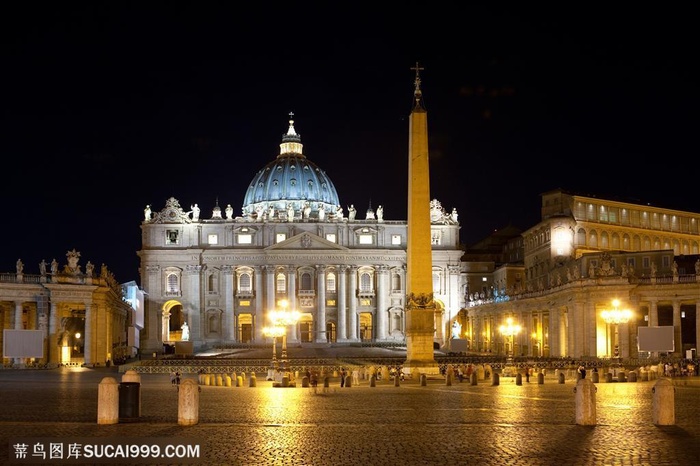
[16,259,23,274]
[191,204,200,221]
[39,259,47,276]
[451,208,458,223]
[50,259,58,275]
[588,262,596,278]
[303,202,311,219]
[85,261,94,277]
[318,206,325,221]
[672,260,678,277]
[144,204,152,221]
[286,203,294,222]
[181,322,190,341]
[225,204,233,220]
[336,205,344,220]
[376,205,384,221]
[695,259,700,275]
[650,262,657,278]
[451,320,462,339]
[348,204,356,221]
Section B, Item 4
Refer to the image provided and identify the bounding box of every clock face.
[168,210,177,220]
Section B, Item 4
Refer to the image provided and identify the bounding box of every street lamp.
[499,317,521,376]
[262,325,285,376]
[601,299,632,360]
[268,299,301,373]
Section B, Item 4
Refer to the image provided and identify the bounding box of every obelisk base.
[403,306,441,376]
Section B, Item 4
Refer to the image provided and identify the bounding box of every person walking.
[340,368,347,387]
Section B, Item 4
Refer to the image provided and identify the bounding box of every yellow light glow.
[499,317,521,337]
[601,299,633,324]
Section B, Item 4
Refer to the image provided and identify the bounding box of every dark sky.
[2,4,697,284]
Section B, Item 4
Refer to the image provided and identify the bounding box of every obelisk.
[404,63,440,375]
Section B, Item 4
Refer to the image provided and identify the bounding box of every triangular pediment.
[265,232,348,251]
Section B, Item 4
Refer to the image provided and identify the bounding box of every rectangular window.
[662,256,670,268]
[643,257,650,268]
[431,230,441,245]
[359,234,373,245]
[166,230,179,245]
[325,233,336,243]
[326,299,336,307]
[391,234,401,245]
[627,258,635,268]
[276,233,287,243]
[208,234,218,245]
[237,234,252,244]
[360,298,372,306]
[239,300,251,307]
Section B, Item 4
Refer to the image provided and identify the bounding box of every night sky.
[2,4,697,284]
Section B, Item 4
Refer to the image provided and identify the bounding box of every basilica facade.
[138,117,465,355]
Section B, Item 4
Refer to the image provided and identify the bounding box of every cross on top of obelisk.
[410,62,424,106]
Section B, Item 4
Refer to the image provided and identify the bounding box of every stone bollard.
[230,372,237,385]
[558,372,565,384]
[515,373,522,386]
[605,373,613,383]
[628,371,637,382]
[420,374,427,386]
[369,375,376,387]
[346,375,353,388]
[618,372,627,383]
[393,374,400,387]
[492,372,500,386]
[249,373,257,387]
[97,377,119,425]
[591,372,599,383]
[574,378,596,425]
[537,372,544,385]
[178,379,199,426]
[323,376,330,389]
[282,375,290,388]
[470,372,477,386]
[302,376,309,388]
[445,372,453,386]
[121,370,142,416]
[216,374,223,386]
[225,375,232,387]
[652,378,675,425]
[203,374,211,386]
[237,376,243,387]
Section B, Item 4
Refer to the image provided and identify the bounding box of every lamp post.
[268,299,301,373]
[499,317,521,376]
[601,299,632,361]
[262,325,285,373]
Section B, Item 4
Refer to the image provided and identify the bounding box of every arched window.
[301,272,313,291]
[239,273,251,293]
[276,273,286,292]
[360,272,372,292]
[167,273,179,293]
[326,272,336,292]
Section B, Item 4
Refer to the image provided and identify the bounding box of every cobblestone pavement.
[1,367,699,465]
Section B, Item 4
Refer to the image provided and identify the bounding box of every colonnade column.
[649,299,658,326]
[48,301,60,364]
[337,265,347,341]
[672,301,682,357]
[222,265,234,342]
[84,303,92,365]
[287,267,298,343]
[253,266,264,342]
[696,300,700,357]
[375,265,388,340]
[264,266,275,341]
[315,265,326,343]
[13,301,23,365]
[184,265,202,343]
[348,266,358,341]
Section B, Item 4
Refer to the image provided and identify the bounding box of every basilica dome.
[241,117,341,220]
